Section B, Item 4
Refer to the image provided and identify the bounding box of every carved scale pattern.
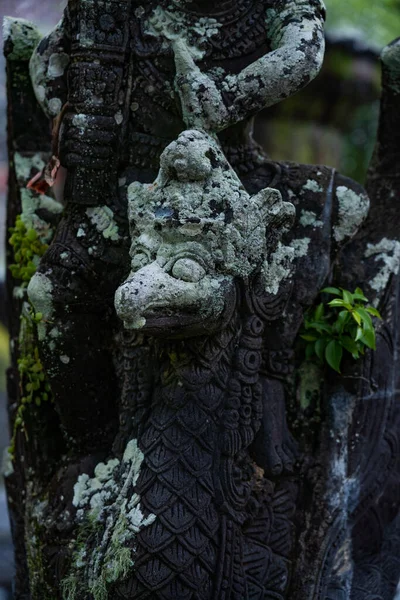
[110,285,296,599]
[113,305,240,599]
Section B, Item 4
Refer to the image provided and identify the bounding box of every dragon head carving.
[115,130,295,336]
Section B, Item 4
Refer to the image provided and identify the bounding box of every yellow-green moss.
[9,215,48,284]
[9,307,54,459]
[8,214,53,459]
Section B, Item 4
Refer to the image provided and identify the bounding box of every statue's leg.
[28,203,130,454]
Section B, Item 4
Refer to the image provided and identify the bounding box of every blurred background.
[0,0,399,597]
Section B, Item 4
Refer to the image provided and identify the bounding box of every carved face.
[115,130,295,337]
[115,223,236,337]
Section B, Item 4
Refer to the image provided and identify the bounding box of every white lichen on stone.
[261,237,310,295]
[145,6,221,60]
[365,238,400,294]
[27,273,54,341]
[14,152,45,180]
[14,152,63,244]
[48,327,61,352]
[73,457,120,511]
[262,242,295,295]
[173,2,325,132]
[48,97,62,116]
[67,439,155,599]
[299,209,323,228]
[3,17,41,61]
[86,207,120,241]
[114,111,123,125]
[292,237,311,258]
[29,18,66,117]
[13,286,25,300]
[77,228,86,238]
[19,187,62,244]
[334,186,370,243]
[47,52,69,79]
[2,16,12,42]
[303,179,323,193]
[72,113,89,132]
[2,447,14,478]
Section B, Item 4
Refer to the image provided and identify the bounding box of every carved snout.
[115,262,233,334]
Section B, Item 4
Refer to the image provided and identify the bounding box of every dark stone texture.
[4,2,400,599]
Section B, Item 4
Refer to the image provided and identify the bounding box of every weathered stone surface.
[4,2,400,599]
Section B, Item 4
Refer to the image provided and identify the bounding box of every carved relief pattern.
[110,287,297,599]
[4,1,400,599]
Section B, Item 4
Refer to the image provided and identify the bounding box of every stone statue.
[4,1,400,598]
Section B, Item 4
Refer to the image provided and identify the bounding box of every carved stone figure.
[4,1,400,599]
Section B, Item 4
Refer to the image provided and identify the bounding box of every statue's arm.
[174,0,326,132]
[29,7,71,120]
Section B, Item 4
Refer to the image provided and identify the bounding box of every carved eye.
[171,258,206,282]
[131,250,151,271]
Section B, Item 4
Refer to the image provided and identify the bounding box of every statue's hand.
[173,39,229,132]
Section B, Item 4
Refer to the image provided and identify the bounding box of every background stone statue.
[4,1,400,598]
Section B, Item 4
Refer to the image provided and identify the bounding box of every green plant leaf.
[328,299,354,311]
[327,299,346,307]
[351,311,362,326]
[342,289,354,305]
[355,326,364,342]
[337,310,350,332]
[300,284,381,373]
[360,328,376,350]
[307,322,332,334]
[315,338,327,361]
[305,344,315,360]
[355,308,373,330]
[301,334,318,342]
[314,303,324,321]
[339,336,360,358]
[366,307,382,319]
[353,287,369,302]
[353,294,368,303]
[26,229,37,242]
[321,287,341,296]
[325,340,343,373]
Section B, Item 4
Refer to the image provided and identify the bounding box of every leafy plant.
[9,308,54,458]
[301,287,382,373]
[8,214,53,459]
[8,215,48,283]
[18,344,52,408]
